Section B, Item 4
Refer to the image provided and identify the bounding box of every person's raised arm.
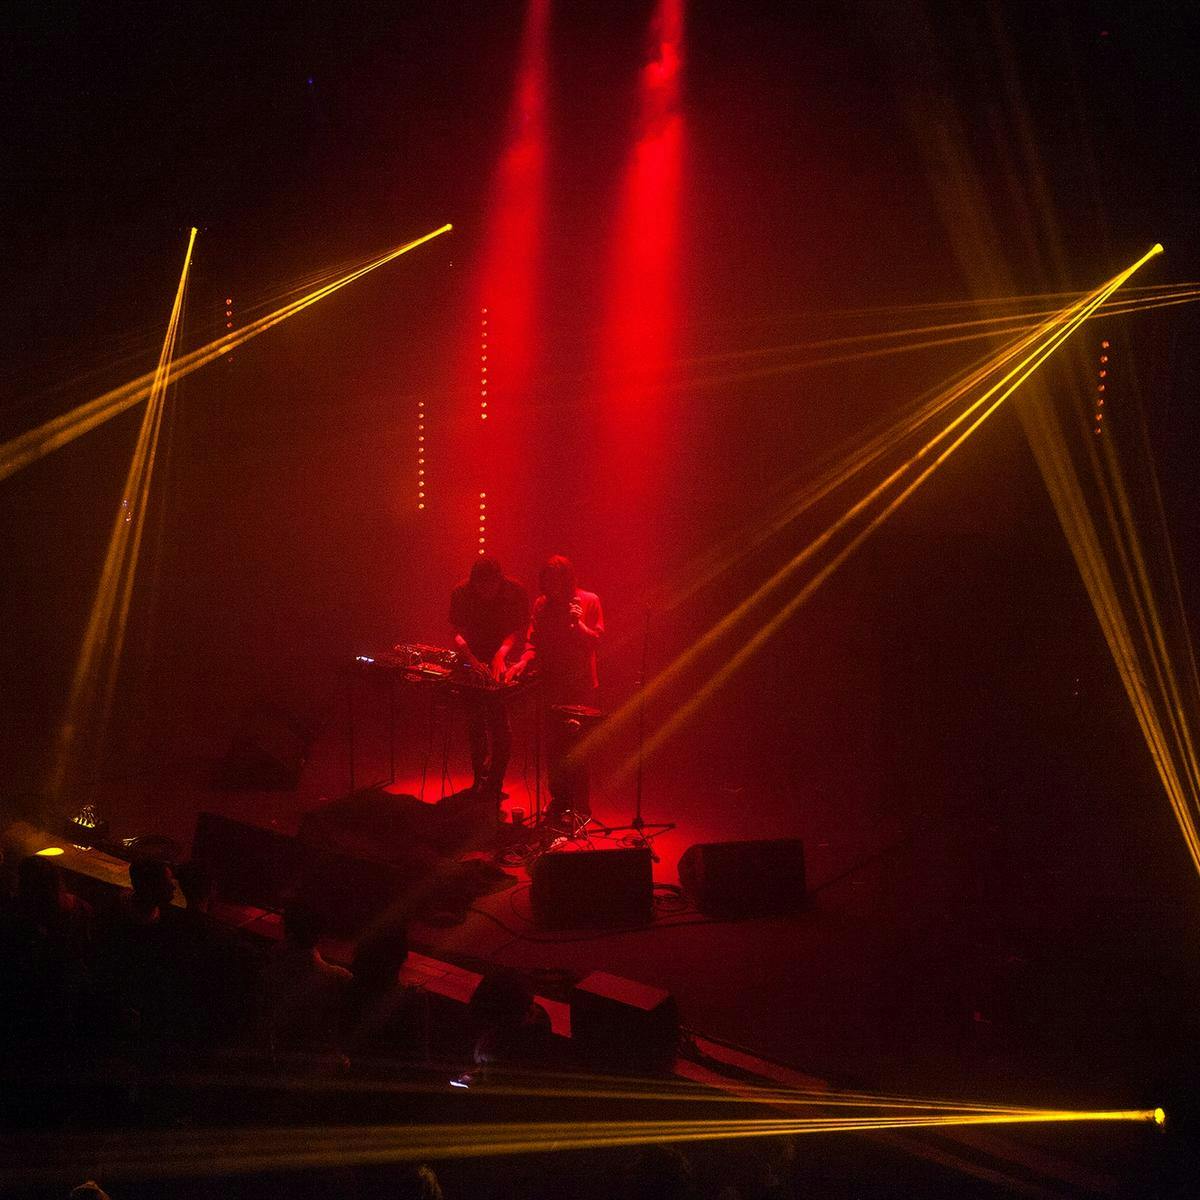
[506,612,538,682]
[570,593,603,643]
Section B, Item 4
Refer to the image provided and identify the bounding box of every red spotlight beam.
[465,0,549,548]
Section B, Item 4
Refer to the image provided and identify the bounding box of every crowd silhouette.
[0,850,812,1200]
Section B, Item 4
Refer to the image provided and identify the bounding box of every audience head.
[625,1145,696,1200]
[469,554,504,601]
[394,1164,443,1200]
[281,901,325,952]
[468,966,535,1031]
[68,1183,111,1200]
[128,857,176,912]
[357,1163,443,1200]
[351,923,409,990]
[18,853,69,918]
[175,860,215,912]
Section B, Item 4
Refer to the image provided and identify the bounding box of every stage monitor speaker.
[221,702,313,790]
[570,971,679,1075]
[192,811,415,937]
[530,847,653,930]
[295,847,419,939]
[191,811,304,912]
[300,786,495,861]
[678,838,806,918]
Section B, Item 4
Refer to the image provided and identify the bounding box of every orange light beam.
[0,224,452,483]
[579,248,1162,763]
[667,289,1200,396]
[677,287,1200,372]
[49,227,197,797]
[0,1110,1161,1186]
[632,287,1200,632]
[610,244,1162,778]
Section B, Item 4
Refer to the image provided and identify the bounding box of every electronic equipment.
[353,643,531,695]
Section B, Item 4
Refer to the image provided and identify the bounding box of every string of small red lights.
[479,306,489,552]
[1095,338,1109,435]
[417,395,426,511]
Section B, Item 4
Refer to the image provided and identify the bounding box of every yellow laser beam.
[579,244,1162,774]
[713,279,1196,327]
[1015,288,1200,878]
[626,286,1200,679]
[133,1061,1104,1117]
[620,248,1157,777]
[665,287,1200,397]
[676,286,1200,373]
[0,1108,1160,1187]
[0,224,452,483]
[48,227,197,798]
[614,244,1162,777]
[623,285,1200,665]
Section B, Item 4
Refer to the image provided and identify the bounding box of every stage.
[36,689,1195,1193]
[5,2,1200,1194]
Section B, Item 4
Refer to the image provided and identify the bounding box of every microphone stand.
[594,606,674,861]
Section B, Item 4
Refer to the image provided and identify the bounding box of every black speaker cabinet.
[678,838,806,917]
[300,787,496,861]
[221,702,313,790]
[530,847,653,930]
[192,811,417,937]
[570,971,679,1074]
[294,847,419,939]
[192,811,304,912]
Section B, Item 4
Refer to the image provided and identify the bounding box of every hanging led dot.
[1094,339,1111,437]
[417,398,428,511]
[480,308,489,424]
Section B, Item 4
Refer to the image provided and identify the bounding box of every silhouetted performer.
[450,555,530,797]
[508,555,604,818]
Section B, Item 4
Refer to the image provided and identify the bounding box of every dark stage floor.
[49,695,1198,1194]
